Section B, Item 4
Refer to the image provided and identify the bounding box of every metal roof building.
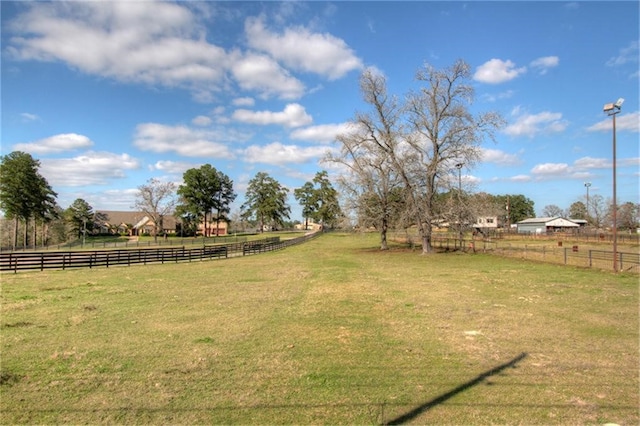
[516,217,580,234]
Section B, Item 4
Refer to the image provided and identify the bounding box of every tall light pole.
[584,182,591,225]
[603,98,624,272]
[455,163,463,249]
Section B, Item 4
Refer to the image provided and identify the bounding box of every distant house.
[516,217,580,234]
[96,211,179,236]
[294,218,323,232]
[569,219,588,228]
[96,211,229,237]
[473,216,501,231]
[199,212,229,236]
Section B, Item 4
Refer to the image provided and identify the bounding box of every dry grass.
[1,232,638,424]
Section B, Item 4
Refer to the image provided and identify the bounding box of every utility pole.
[506,195,511,233]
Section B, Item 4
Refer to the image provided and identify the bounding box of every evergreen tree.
[242,172,290,232]
[177,165,236,237]
[65,198,95,240]
[0,151,57,249]
[294,181,316,230]
[311,171,342,228]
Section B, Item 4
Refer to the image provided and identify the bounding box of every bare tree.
[568,201,588,221]
[327,69,407,249]
[332,62,503,253]
[402,60,504,253]
[134,178,177,242]
[589,194,607,229]
[617,202,639,231]
[542,204,565,217]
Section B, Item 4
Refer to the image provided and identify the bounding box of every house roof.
[517,217,579,227]
[97,211,178,229]
[98,211,147,227]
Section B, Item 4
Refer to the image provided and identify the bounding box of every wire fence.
[429,236,640,273]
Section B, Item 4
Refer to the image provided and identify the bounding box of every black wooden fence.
[0,234,320,273]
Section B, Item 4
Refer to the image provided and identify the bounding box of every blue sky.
[2,1,638,222]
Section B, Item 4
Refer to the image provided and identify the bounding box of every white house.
[516,217,580,234]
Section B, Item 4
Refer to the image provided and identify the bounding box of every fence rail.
[430,237,640,273]
[0,233,320,273]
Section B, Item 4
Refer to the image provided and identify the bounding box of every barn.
[516,217,580,234]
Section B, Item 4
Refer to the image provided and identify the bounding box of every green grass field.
[1,233,638,424]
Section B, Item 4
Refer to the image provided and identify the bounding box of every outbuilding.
[516,217,580,234]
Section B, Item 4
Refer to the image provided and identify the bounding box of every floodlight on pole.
[603,98,623,272]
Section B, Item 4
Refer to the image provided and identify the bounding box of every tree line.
[325,60,638,250]
[0,152,342,250]
[2,61,637,251]
[541,200,638,231]
[326,60,505,252]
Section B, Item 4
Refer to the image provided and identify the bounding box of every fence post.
[563,248,567,265]
[619,253,623,271]
[588,250,592,268]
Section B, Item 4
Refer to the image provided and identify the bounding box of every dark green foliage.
[294,171,342,229]
[496,194,535,224]
[0,151,58,249]
[65,198,95,239]
[241,172,290,231]
[176,165,236,236]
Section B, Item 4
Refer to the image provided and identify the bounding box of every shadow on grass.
[384,352,528,425]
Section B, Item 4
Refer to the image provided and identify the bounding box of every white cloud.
[229,51,305,99]
[473,59,526,84]
[573,156,609,170]
[243,142,329,165]
[232,97,255,107]
[232,103,312,128]
[509,175,532,182]
[529,156,632,181]
[530,56,559,75]
[481,90,515,103]
[20,112,41,122]
[481,148,522,166]
[7,2,227,99]
[13,133,93,155]
[41,152,140,186]
[504,110,568,138]
[531,162,570,177]
[290,123,351,143]
[6,2,361,102]
[620,157,640,168]
[150,160,199,175]
[587,111,640,132]
[245,16,363,80]
[606,40,639,67]
[133,123,236,158]
[192,115,213,126]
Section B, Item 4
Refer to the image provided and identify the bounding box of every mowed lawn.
[1,233,638,424]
